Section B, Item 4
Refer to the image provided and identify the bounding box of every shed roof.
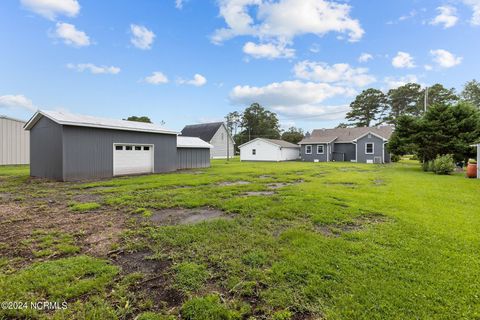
[299,126,394,144]
[0,115,26,123]
[239,138,299,149]
[181,122,224,142]
[177,136,213,149]
[24,110,178,135]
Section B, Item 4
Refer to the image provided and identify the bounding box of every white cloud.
[178,74,208,87]
[358,53,373,63]
[144,72,169,84]
[67,63,121,74]
[392,51,415,68]
[230,81,355,107]
[293,61,376,87]
[21,0,80,20]
[54,22,90,47]
[212,0,364,45]
[462,0,480,25]
[130,24,155,50]
[242,41,295,59]
[424,64,433,71]
[430,6,458,28]
[0,94,36,111]
[273,104,350,120]
[430,49,462,68]
[384,74,419,89]
[175,0,184,9]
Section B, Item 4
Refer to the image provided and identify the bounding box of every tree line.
[343,79,480,127]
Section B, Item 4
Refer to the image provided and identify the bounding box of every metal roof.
[239,138,300,149]
[0,115,27,123]
[181,122,225,142]
[177,136,213,149]
[299,126,394,144]
[24,110,178,135]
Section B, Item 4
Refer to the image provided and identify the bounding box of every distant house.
[298,126,394,164]
[239,138,300,162]
[0,115,29,165]
[181,122,235,159]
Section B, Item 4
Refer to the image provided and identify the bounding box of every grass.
[68,202,101,212]
[0,159,479,319]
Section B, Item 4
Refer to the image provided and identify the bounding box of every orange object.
[466,163,477,178]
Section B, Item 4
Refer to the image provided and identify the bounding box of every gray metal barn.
[177,136,212,169]
[1,115,30,165]
[25,110,181,181]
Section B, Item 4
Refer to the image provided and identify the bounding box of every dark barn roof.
[181,122,224,142]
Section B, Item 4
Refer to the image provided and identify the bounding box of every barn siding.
[29,117,63,180]
[0,117,30,165]
[62,126,177,181]
[177,148,210,169]
[209,125,235,159]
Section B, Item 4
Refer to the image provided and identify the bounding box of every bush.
[468,159,477,164]
[422,161,430,172]
[432,154,455,175]
[391,154,401,162]
[411,154,419,160]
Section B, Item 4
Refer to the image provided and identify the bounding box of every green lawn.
[0,160,479,319]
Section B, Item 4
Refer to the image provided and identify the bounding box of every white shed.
[239,138,300,162]
[1,115,29,165]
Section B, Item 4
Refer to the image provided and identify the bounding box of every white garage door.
[113,144,154,176]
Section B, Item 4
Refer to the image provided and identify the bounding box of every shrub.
[432,154,455,175]
[428,161,436,172]
[421,161,430,172]
[391,154,401,162]
[181,294,242,320]
[468,159,477,164]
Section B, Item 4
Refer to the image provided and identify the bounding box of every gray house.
[181,122,235,159]
[24,110,182,181]
[1,115,30,165]
[177,136,212,169]
[298,126,394,164]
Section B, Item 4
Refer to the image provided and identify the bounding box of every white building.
[181,122,235,159]
[0,115,29,165]
[239,138,300,162]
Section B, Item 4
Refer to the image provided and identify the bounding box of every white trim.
[316,145,324,154]
[365,142,374,154]
[305,145,312,154]
[327,144,330,162]
[113,143,154,176]
[353,131,388,142]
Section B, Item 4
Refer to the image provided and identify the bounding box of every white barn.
[239,138,300,162]
[0,115,29,165]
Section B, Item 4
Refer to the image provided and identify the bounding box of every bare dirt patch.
[0,201,126,259]
[242,191,276,196]
[71,193,103,203]
[267,180,304,189]
[150,207,231,226]
[324,181,358,188]
[316,213,388,237]
[112,250,183,308]
[217,181,251,186]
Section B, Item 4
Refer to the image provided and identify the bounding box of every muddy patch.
[267,180,304,189]
[217,181,251,186]
[150,207,231,226]
[242,191,276,196]
[324,181,358,188]
[112,250,183,308]
[72,193,103,203]
[316,213,388,237]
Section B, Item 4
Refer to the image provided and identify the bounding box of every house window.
[252,149,256,155]
[143,146,150,151]
[317,145,324,154]
[115,146,123,151]
[125,146,133,151]
[135,146,142,151]
[305,145,312,154]
[365,143,374,154]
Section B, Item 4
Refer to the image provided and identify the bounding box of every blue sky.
[0,0,479,132]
